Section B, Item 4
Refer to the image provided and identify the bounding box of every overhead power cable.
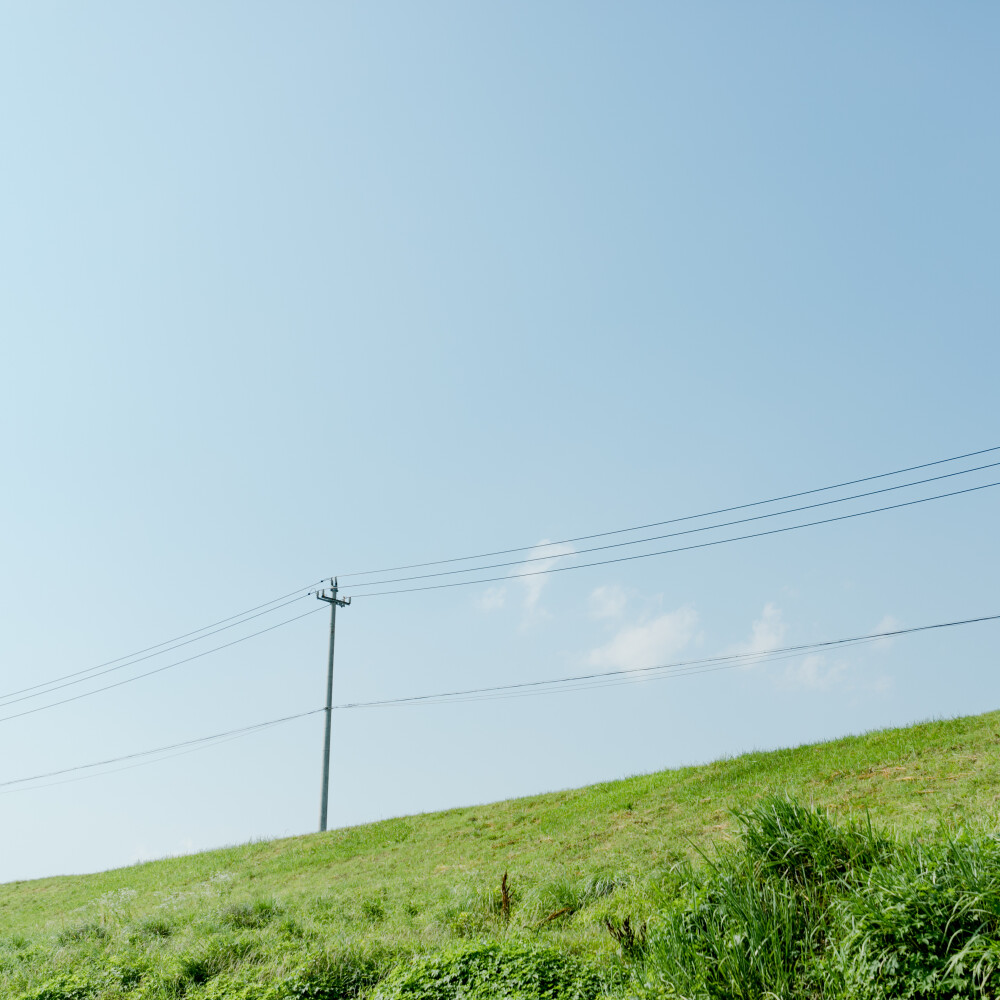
[0,582,326,705]
[4,610,997,796]
[336,444,1000,580]
[341,479,1000,598]
[341,460,1000,590]
[0,729,270,796]
[0,594,314,707]
[0,708,324,790]
[9,446,994,708]
[333,612,1000,710]
[0,605,326,725]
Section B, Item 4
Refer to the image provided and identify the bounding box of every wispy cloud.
[731,604,896,694]
[513,540,576,616]
[871,614,902,650]
[730,603,787,665]
[588,605,698,672]
[589,584,627,620]
[777,653,893,694]
[775,653,846,691]
[476,586,506,612]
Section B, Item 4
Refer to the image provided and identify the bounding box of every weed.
[438,880,518,937]
[626,798,1000,999]
[736,796,891,888]
[526,870,626,924]
[279,944,399,999]
[56,923,108,945]
[361,896,387,923]
[220,897,283,929]
[604,915,646,956]
[176,932,266,987]
[17,973,94,1000]
[6,712,1000,999]
[133,916,173,940]
[371,943,603,1000]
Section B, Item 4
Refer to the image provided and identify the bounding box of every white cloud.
[776,654,847,691]
[778,612,902,692]
[872,614,902,650]
[716,603,900,696]
[730,603,787,666]
[476,586,506,612]
[588,606,698,672]
[513,540,576,614]
[589,584,627,620]
[776,653,893,694]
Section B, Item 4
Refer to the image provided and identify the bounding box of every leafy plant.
[736,797,890,889]
[220,897,283,929]
[17,973,94,1000]
[176,932,267,987]
[371,944,603,1000]
[56,922,108,945]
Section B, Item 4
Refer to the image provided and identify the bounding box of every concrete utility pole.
[315,578,350,833]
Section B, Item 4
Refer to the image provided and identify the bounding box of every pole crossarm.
[315,585,351,609]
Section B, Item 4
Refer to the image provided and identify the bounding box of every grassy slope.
[2,709,1000,993]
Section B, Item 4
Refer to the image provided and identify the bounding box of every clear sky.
[1,2,998,882]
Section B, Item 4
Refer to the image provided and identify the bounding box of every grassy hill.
[3,709,1000,999]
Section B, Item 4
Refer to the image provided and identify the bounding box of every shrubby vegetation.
[371,944,604,1000]
[631,799,1000,998]
[6,712,1000,998]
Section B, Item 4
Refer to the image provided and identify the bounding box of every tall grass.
[7,709,1000,998]
[11,800,1000,997]
[630,799,1000,999]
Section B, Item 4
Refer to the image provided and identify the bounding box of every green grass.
[3,710,1000,998]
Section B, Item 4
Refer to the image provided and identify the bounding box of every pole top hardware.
[316,578,351,607]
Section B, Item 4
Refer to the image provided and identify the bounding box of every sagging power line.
[10,444,995,709]
[331,612,1000,709]
[337,444,1000,580]
[0,606,326,724]
[0,708,325,790]
[339,479,1000,598]
[4,442,998,833]
[0,594,316,708]
[339,460,1000,591]
[6,465,994,726]
[2,610,997,796]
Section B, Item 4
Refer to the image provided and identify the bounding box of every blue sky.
[1,2,998,881]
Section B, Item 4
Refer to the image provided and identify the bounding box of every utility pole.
[315,578,350,833]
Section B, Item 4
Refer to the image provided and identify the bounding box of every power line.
[0,729,268,796]
[338,644,881,709]
[333,612,1000,709]
[388,647,861,707]
[340,460,1000,590]
[0,593,314,707]
[336,444,1000,580]
[0,583,326,705]
[0,606,326,725]
[0,708,324,790]
[10,446,995,707]
[5,610,997,797]
[341,479,1000,598]
[11,609,991,783]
